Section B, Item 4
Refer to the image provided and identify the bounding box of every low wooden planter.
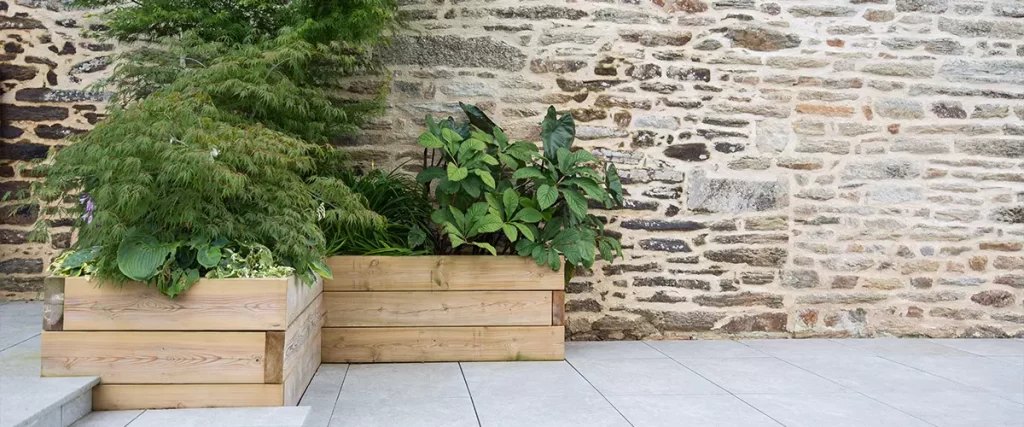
[40,276,324,411]
[321,256,565,363]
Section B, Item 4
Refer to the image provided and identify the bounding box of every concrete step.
[71,407,310,427]
[1,327,100,427]
[0,375,99,427]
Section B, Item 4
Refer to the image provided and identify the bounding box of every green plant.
[26,0,400,297]
[29,91,380,297]
[415,103,623,281]
[323,168,433,256]
[50,247,100,277]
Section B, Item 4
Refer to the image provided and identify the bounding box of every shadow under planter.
[40,276,324,411]
[321,256,565,363]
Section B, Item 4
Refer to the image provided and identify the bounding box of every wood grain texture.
[324,291,552,327]
[551,291,565,326]
[283,331,321,406]
[324,256,562,291]
[286,276,322,327]
[41,331,267,384]
[63,276,290,331]
[92,384,283,410]
[321,326,564,363]
[264,332,285,384]
[284,295,324,377]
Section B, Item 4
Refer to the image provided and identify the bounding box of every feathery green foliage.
[33,0,399,296]
[30,92,383,296]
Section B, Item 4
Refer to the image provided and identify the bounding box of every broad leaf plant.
[414,103,624,281]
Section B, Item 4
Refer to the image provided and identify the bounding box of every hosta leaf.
[309,259,334,280]
[447,163,468,182]
[449,206,467,231]
[537,184,558,210]
[499,153,518,168]
[561,188,588,220]
[449,234,466,248]
[532,245,546,264]
[196,245,222,268]
[472,242,498,256]
[502,224,518,242]
[117,230,173,281]
[417,131,444,149]
[473,169,496,189]
[511,207,543,223]
[512,167,545,180]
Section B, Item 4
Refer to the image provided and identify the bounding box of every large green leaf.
[460,102,497,134]
[561,188,588,220]
[512,167,545,180]
[196,245,222,268]
[513,222,535,241]
[417,131,444,149]
[537,184,558,210]
[473,169,496,189]
[309,259,334,280]
[540,106,575,160]
[474,213,504,234]
[502,189,519,219]
[502,224,518,242]
[117,231,174,281]
[606,163,623,205]
[472,241,498,256]
[567,178,607,202]
[511,207,543,223]
[416,166,446,183]
[447,163,468,182]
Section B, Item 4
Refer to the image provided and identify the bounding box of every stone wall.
[4,0,1024,339]
[355,0,1024,339]
[0,0,109,299]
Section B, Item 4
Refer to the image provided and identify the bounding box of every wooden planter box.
[321,256,565,363]
[40,276,324,411]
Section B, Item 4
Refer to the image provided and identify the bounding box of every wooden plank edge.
[92,384,284,411]
[551,290,565,326]
[321,326,565,363]
[265,331,285,384]
[42,276,65,332]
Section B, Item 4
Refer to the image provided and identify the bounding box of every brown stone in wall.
[718,312,787,333]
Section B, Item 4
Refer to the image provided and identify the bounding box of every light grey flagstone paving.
[3,303,1022,427]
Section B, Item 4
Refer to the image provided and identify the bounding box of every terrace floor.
[2,301,1022,427]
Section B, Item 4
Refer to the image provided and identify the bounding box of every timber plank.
[265,332,285,384]
[93,384,283,410]
[287,276,323,326]
[551,291,565,326]
[321,326,564,363]
[324,256,562,291]
[63,277,290,331]
[324,291,552,327]
[283,331,321,406]
[41,331,267,384]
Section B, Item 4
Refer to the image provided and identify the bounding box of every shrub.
[414,103,623,281]
[324,168,433,256]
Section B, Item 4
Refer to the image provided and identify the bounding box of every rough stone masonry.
[4,0,1024,339]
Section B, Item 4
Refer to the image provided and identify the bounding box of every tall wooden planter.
[321,256,565,363]
[40,276,324,410]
